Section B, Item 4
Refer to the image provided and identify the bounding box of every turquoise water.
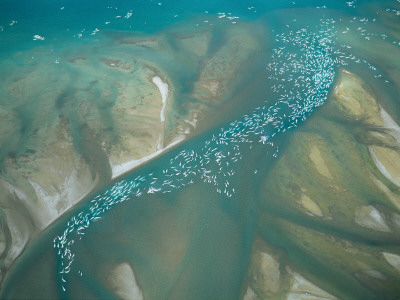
[1,0,400,299]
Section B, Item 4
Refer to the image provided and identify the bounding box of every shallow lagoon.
[1,1,400,299]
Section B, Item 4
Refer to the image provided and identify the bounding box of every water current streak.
[54,19,337,292]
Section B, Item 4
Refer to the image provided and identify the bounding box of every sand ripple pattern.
[54,20,337,292]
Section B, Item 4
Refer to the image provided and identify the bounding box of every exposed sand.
[111,137,184,179]
[108,262,143,300]
[152,75,169,151]
[382,252,400,274]
[380,106,400,144]
[354,205,391,232]
[152,76,168,123]
[286,267,337,300]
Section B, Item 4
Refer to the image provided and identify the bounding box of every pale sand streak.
[152,76,168,123]
[153,75,168,150]
[111,137,185,179]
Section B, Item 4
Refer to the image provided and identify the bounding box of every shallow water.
[1,1,400,299]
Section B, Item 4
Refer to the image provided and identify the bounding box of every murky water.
[1,1,400,299]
